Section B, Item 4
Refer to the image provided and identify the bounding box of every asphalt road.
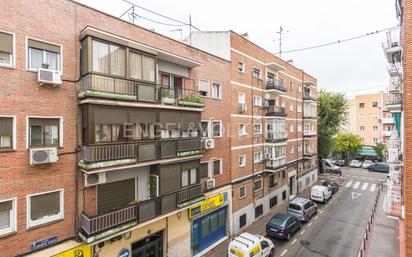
[268,167,387,257]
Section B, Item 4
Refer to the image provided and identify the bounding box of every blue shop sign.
[118,248,130,257]
[31,235,58,251]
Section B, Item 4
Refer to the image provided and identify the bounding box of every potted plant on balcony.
[159,87,176,105]
[178,94,205,108]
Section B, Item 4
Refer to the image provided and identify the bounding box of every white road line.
[291,239,297,245]
[300,230,306,235]
[281,249,288,256]
[314,216,319,220]
[370,184,376,192]
[308,222,313,227]
[353,181,361,189]
[345,180,353,188]
[361,183,369,191]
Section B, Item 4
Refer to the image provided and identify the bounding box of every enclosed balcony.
[266,157,286,169]
[266,132,288,142]
[382,29,402,64]
[266,101,287,117]
[303,130,317,137]
[383,130,393,137]
[382,117,395,124]
[385,97,402,112]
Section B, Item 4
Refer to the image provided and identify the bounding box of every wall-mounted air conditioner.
[205,178,216,189]
[84,172,107,187]
[37,68,62,86]
[204,138,215,149]
[29,147,59,165]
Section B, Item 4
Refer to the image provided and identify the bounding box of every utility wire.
[120,0,201,31]
[129,12,185,27]
[280,25,399,54]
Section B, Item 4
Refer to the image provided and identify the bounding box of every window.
[372,115,379,120]
[238,93,246,104]
[95,124,121,142]
[289,124,294,133]
[29,118,61,147]
[289,82,294,91]
[253,124,262,135]
[0,116,15,150]
[91,40,128,77]
[372,101,378,107]
[255,204,263,218]
[359,103,365,108]
[290,103,294,112]
[282,190,287,200]
[297,124,302,132]
[290,146,294,154]
[254,152,263,163]
[253,96,262,107]
[129,52,155,82]
[269,174,278,188]
[253,68,261,79]
[373,126,378,131]
[239,214,247,228]
[298,144,302,152]
[239,124,247,136]
[212,121,222,137]
[359,114,365,120]
[239,185,246,199]
[181,168,198,187]
[239,155,246,167]
[298,85,302,93]
[0,31,14,67]
[212,159,222,175]
[28,38,61,72]
[297,105,302,113]
[270,196,278,208]
[27,189,63,228]
[0,198,16,236]
[200,121,210,137]
[361,138,365,142]
[198,79,210,97]
[212,82,222,99]
[254,179,263,192]
[373,138,379,143]
[238,61,245,73]
[360,126,365,131]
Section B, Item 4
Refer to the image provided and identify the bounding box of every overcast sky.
[76,0,398,98]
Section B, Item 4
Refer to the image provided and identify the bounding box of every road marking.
[314,216,319,220]
[353,181,361,189]
[370,184,376,192]
[352,192,362,200]
[319,210,323,214]
[361,183,368,191]
[308,222,313,227]
[280,249,288,256]
[345,180,353,188]
[300,230,306,235]
[291,239,297,245]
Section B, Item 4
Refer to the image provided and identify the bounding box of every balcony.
[266,157,287,169]
[79,74,204,108]
[389,75,402,93]
[266,132,288,142]
[80,184,203,238]
[79,138,203,170]
[385,97,402,112]
[382,117,395,124]
[266,105,287,117]
[304,151,317,159]
[304,130,317,137]
[303,112,317,119]
[383,130,393,137]
[266,79,287,93]
[303,94,317,102]
[382,30,402,64]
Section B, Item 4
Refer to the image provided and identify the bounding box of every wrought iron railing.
[266,105,286,117]
[266,79,286,92]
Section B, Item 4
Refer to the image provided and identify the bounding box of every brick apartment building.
[189,31,318,234]
[0,1,317,257]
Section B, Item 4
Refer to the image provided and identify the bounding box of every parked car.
[322,180,339,194]
[310,185,332,203]
[368,162,389,173]
[333,159,346,166]
[349,160,363,168]
[229,232,275,257]
[288,197,318,222]
[266,213,301,240]
[362,160,373,169]
[322,159,342,175]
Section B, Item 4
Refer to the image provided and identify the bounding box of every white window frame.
[360,126,365,131]
[0,30,16,69]
[298,86,302,93]
[0,115,17,150]
[254,152,263,163]
[298,144,302,152]
[254,179,263,192]
[253,124,262,135]
[372,115,379,120]
[290,103,294,112]
[253,96,262,107]
[26,116,64,149]
[0,197,17,236]
[200,120,210,138]
[239,185,246,199]
[239,154,246,167]
[373,126,378,131]
[211,120,222,138]
[26,36,63,74]
[198,79,210,98]
[239,123,247,136]
[297,105,302,113]
[238,61,245,74]
[359,114,365,120]
[26,189,64,229]
[211,82,222,99]
[253,68,261,79]
[290,145,294,154]
[211,158,223,175]
[238,93,246,104]
[297,124,302,132]
[289,124,294,133]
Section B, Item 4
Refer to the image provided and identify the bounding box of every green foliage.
[373,143,387,159]
[333,133,362,154]
[317,90,348,159]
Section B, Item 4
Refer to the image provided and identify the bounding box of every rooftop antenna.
[170,28,183,40]
[276,26,289,58]
[189,14,192,45]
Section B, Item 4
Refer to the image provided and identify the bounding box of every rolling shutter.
[97,179,135,214]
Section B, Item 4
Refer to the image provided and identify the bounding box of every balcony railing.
[382,117,395,124]
[81,184,202,236]
[303,131,317,137]
[383,131,393,137]
[266,79,287,92]
[385,98,402,106]
[304,151,317,158]
[303,94,317,101]
[266,105,287,117]
[266,132,288,142]
[81,138,202,165]
[79,74,204,108]
[266,157,286,169]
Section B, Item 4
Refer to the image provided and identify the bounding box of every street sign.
[352,192,362,200]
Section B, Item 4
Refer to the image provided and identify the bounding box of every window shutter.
[0,118,12,136]
[0,32,13,53]
[30,191,60,220]
[198,80,210,94]
[97,179,135,215]
[28,39,60,53]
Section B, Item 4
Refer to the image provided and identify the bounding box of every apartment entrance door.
[132,231,163,257]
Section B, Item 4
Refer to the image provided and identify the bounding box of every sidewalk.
[365,187,400,257]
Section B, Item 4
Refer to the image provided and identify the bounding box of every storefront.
[131,231,163,257]
[190,193,229,256]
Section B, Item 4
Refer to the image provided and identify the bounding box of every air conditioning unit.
[238,103,247,113]
[29,147,59,165]
[204,138,215,149]
[84,172,107,187]
[37,68,62,86]
[205,178,216,190]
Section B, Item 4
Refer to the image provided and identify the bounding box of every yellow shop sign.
[52,244,91,257]
[189,193,224,218]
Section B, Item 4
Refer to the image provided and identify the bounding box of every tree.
[333,133,363,159]
[373,142,387,160]
[317,90,348,159]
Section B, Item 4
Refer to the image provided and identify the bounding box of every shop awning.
[357,146,378,157]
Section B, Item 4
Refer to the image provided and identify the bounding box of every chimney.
[240,32,249,40]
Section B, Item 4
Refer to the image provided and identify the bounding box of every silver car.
[287,197,318,222]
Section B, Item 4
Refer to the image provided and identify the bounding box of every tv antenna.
[275,26,289,58]
[170,28,183,40]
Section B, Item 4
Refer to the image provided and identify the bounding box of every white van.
[310,185,332,203]
[228,232,274,257]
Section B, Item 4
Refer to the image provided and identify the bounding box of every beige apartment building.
[348,92,391,145]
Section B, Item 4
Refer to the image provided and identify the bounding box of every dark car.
[368,162,389,173]
[266,212,301,240]
[322,180,339,194]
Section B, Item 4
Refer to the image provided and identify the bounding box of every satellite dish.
[265,93,271,100]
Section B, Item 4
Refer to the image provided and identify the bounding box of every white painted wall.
[297,169,318,192]
[185,31,231,61]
